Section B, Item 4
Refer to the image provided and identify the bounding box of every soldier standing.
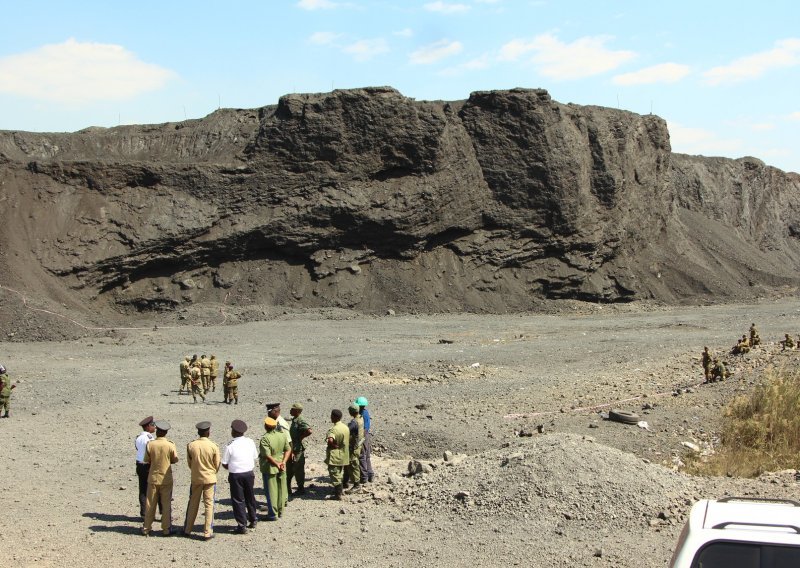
[343,404,365,491]
[225,363,241,405]
[209,355,219,393]
[190,362,206,403]
[287,403,312,495]
[324,409,350,500]
[259,417,291,520]
[749,323,761,346]
[183,421,220,540]
[265,403,291,508]
[179,357,191,395]
[0,367,15,418]
[701,347,712,383]
[142,420,179,536]
[200,355,212,394]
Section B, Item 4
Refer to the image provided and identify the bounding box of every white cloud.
[612,63,690,85]
[297,0,337,10]
[498,33,635,80]
[409,39,464,65]
[309,32,342,45]
[424,2,471,14]
[790,112,800,121]
[0,38,173,104]
[667,121,743,157]
[703,38,800,85]
[394,28,414,38]
[439,54,491,76]
[343,38,389,62]
[750,122,775,132]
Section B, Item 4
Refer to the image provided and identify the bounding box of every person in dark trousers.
[135,416,157,518]
[355,396,375,483]
[221,419,258,534]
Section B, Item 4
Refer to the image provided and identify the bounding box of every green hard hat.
[354,396,369,407]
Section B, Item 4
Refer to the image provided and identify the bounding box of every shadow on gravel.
[83,512,141,523]
[87,524,143,535]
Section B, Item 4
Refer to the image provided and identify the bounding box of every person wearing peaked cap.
[355,397,375,483]
[184,421,221,540]
[209,355,219,393]
[222,419,258,534]
[224,362,242,405]
[259,416,291,520]
[287,402,312,496]
[142,419,179,536]
[135,416,157,518]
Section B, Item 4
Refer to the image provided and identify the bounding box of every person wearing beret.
[183,421,221,540]
[222,419,258,534]
[135,416,157,518]
[142,420,179,536]
[287,402,312,496]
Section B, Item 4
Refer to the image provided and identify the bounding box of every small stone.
[387,309,395,316]
[443,450,454,462]
[593,548,603,558]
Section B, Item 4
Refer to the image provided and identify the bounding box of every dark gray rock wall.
[0,87,797,314]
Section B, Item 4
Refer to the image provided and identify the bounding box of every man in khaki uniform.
[782,334,796,350]
[209,355,219,393]
[142,420,179,536]
[190,363,205,403]
[184,421,220,540]
[200,355,211,394]
[179,357,191,395]
[344,404,364,491]
[701,347,712,383]
[324,409,350,500]
[225,363,241,405]
[749,323,761,347]
[259,417,291,520]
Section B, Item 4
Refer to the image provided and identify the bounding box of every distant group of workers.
[178,355,242,404]
[702,323,797,383]
[135,398,375,538]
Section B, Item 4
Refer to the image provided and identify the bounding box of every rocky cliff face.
[0,87,798,319]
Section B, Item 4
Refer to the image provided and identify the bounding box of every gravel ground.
[1,299,799,567]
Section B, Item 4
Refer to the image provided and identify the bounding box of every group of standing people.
[178,355,242,404]
[134,398,374,538]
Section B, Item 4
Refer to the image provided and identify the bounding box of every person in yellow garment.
[259,417,291,520]
[190,362,206,403]
[324,409,350,501]
[0,367,15,418]
[179,356,191,395]
[142,420,179,536]
[209,355,219,393]
[225,363,242,405]
[200,355,211,394]
[183,421,221,540]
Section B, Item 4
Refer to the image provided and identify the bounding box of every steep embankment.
[0,87,798,333]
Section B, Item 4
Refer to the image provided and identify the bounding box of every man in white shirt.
[135,415,157,518]
[222,419,259,534]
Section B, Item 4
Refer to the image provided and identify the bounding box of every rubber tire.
[608,409,640,425]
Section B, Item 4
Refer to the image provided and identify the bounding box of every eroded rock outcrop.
[0,87,797,317]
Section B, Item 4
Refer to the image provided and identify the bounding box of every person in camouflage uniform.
[701,347,712,383]
[190,362,206,403]
[782,334,795,350]
[710,358,727,382]
[749,323,761,347]
[225,363,241,405]
[209,355,219,393]
[343,403,365,492]
[287,403,312,495]
[0,367,15,418]
[179,356,191,395]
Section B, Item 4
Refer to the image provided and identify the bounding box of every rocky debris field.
[1,299,799,567]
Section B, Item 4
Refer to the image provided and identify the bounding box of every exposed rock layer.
[0,87,798,317]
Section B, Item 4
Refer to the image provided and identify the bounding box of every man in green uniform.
[710,358,726,382]
[343,404,365,491]
[0,367,15,418]
[184,420,220,540]
[209,355,219,393]
[701,347,712,383]
[266,402,292,507]
[259,417,290,520]
[287,403,312,495]
[782,334,795,350]
[142,420,179,536]
[749,323,761,347]
[324,409,350,500]
[179,356,191,395]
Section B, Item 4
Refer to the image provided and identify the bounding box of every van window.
[693,541,800,567]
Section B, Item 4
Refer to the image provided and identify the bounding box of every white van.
[669,497,800,567]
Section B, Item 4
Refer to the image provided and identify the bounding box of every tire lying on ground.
[608,409,640,425]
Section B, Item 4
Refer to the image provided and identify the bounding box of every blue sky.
[1,0,798,173]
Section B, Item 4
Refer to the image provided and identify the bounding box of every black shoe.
[293,488,306,495]
[233,526,247,535]
[368,474,374,482]
[247,521,257,529]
